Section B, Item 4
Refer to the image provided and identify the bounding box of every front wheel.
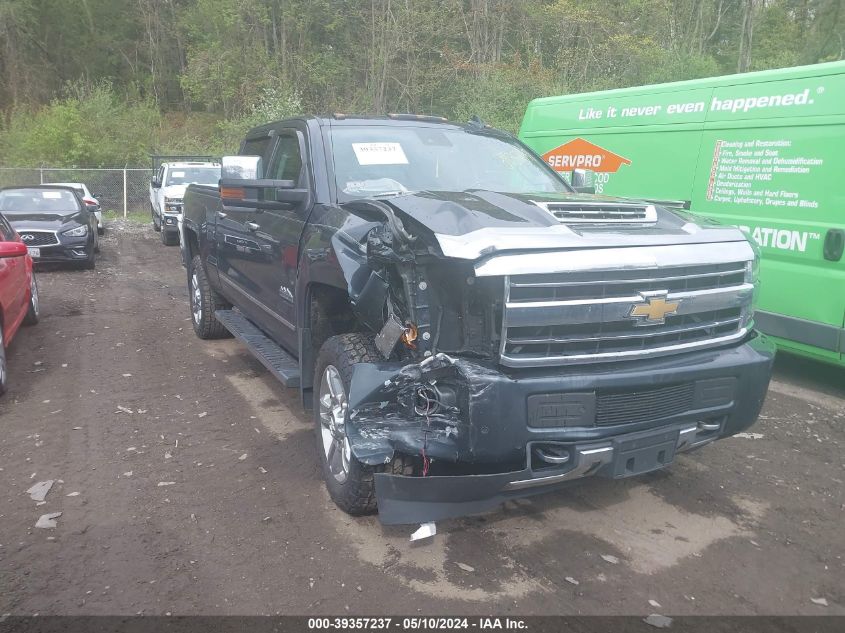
[151,205,161,232]
[161,229,178,246]
[188,255,231,339]
[22,275,39,325]
[313,333,414,516]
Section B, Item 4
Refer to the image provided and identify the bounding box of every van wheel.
[189,255,231,339]
[314,333,414,515]
[23,275,39,325]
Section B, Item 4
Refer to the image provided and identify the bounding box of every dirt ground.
[1,223,843,616]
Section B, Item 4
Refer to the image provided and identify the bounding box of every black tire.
[161,229,178,246]
[97,222,105,236]
[0,330,7,397]
[22,274,39,326]
[151,205,161,232]
[189,254,231,339]
[93,228,100,253]
[313,333,414,516]
[81,245,96,270]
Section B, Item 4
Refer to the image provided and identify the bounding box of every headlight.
[63,225,88,237]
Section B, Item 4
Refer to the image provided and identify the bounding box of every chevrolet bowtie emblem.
[629,294,680,325]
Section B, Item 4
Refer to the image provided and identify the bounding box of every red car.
[0,212,39,395]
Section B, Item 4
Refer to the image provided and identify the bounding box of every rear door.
[690,72,845,363]
[248,126,311,350]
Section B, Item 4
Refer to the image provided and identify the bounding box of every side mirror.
[0,241,28,258]
[571,169,596,194]
[151,180,161,189]
[222,155,263,181]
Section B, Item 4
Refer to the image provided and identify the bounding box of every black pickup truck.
[182,114,774,525]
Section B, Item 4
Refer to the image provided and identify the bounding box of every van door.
[690,75,845,363]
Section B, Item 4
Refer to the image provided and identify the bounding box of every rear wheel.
[189,255,231,339]
[314,333,414,515]
[22,275,39,325]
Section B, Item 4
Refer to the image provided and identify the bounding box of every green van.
[519,61,845,366]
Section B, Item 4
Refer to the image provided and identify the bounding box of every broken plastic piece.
[35,512,62,529]
[409,522,436,542]
[27,480,54,502]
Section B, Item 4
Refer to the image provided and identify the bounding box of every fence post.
[40,165,44,184]
[123,165,128,218]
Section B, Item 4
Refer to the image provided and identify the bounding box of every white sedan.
[49,182,105,235]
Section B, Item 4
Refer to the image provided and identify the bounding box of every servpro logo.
[542,138,632,173]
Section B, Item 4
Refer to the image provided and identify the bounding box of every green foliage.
[0,82,159,166]
[0,0,841,166]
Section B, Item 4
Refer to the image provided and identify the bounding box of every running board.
[214,309,301,388]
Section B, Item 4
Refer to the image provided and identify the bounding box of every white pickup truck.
[149,161,220,245]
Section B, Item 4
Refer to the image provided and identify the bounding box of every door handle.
[823,229,844,262]
[217,211,227,219]
[246,221,260,232]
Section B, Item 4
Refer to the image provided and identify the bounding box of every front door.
[249,127,311,351]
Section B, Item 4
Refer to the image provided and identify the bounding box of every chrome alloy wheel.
[319,364,350,483]
[30,276,39,317]
[190,272,202,325]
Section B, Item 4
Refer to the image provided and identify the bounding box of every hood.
[368,190,749,260]
[162,185,188,199]
[7,211,86,230]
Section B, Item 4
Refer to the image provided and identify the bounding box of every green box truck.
[519,61,845,366]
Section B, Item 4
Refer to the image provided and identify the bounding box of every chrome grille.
[19,231,59,247]
[500,258,753,367]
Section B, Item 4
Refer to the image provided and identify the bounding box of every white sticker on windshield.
[170,171,186,177]
[352,142,408,166]
[41,191,62,199]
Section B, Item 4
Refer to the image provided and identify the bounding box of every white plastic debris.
[649,599,662,608]
[644,614,672,629]
[122,471,133,477]
[811,598,829,607]
[198,412,208,418]
[238,453,247,461]
[455,562,475,572]
[66,492,80,497]
[27,480,54,502]
[258,467,268,474]
[601,554,620,564]
[35,512,62,529]
[410,522,436,542]
[117,405,134,414]
[735,432,764,440]
[565,576,580,585]
[157,481,175,487]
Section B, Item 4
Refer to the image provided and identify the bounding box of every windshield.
[329,125,570,199]
[165,167,220,186]
[0,188,81,214]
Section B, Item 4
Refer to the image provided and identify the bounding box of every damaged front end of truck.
[326,189,773,525]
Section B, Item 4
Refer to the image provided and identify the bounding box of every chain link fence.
[0,167,154,217]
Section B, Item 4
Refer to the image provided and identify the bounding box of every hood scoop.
[532,200,657,225]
